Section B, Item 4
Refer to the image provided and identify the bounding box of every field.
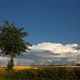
[0,66,80,80]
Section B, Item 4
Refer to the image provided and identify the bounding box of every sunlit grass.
[0,66,80,71]
[13,66,33,70]
[0,66,80,80]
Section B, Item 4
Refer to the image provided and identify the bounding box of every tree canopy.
[0,21,31,70]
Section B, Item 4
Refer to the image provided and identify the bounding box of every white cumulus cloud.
[31,42,79,54]
[0,42,80,65]
[29,42,80,65]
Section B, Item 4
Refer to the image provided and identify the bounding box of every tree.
[0,21,31,70]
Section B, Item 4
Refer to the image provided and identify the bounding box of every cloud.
[0,42,80,66]
[29,42,80,65]
[31,42,79,54]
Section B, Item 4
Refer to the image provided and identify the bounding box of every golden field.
[0,66,80,71]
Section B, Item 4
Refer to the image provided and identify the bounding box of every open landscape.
[0,66,80,80]
[0,0,80,80]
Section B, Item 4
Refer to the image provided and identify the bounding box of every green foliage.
[0,21,31,70]
[74,69,80,79]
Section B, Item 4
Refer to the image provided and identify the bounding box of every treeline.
[0,67,80,80]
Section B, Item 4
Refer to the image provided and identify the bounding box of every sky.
[0,0,80,65]
[0,0,80,44]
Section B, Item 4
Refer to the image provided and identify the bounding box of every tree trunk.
[10,52,14,66]
[7,52,14,71]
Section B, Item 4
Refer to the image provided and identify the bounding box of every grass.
[1,65,80,70]
[0,66,80,80]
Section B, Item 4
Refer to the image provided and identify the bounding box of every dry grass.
[13,66,33,70]
[0,66,6,73]
[0,66,80,71]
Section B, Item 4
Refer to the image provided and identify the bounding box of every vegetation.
[0,66,80,80]
[0,21,31,71]
[0,21,80,80]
